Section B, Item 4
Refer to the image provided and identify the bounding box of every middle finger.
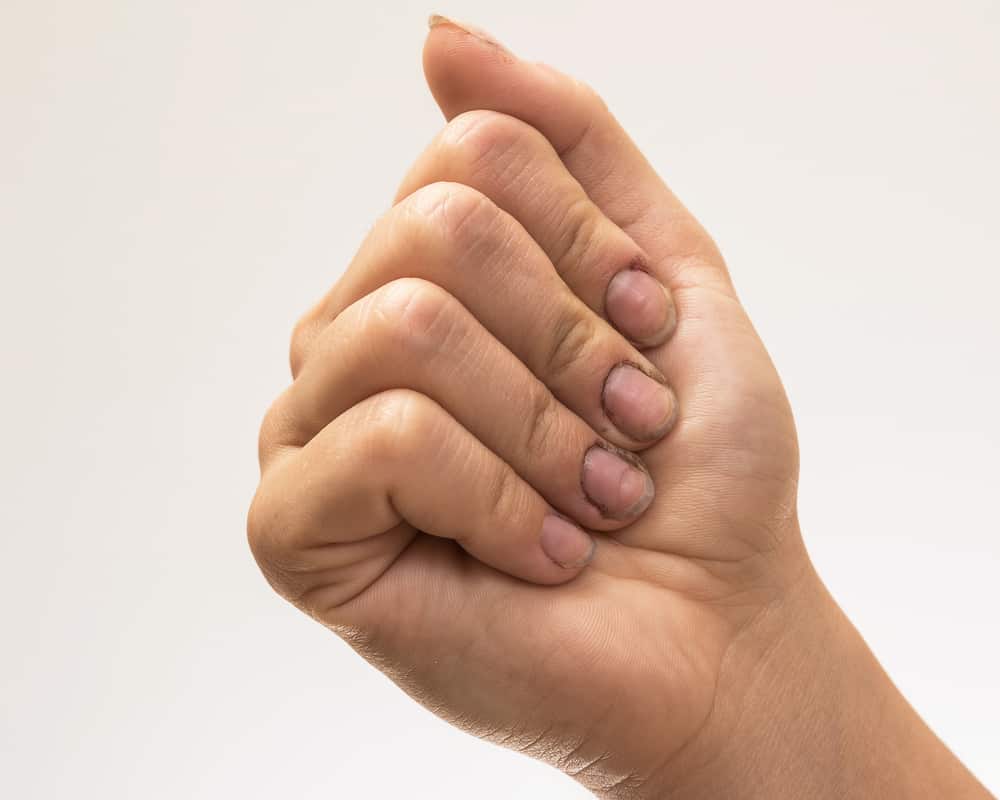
[293,181,677,450]
[395,109,677,350]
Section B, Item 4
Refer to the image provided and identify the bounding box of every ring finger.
[266,278,655,529]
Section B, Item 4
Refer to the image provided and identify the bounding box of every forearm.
[618,550,993,800]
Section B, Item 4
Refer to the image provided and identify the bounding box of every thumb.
[423,15,731,294]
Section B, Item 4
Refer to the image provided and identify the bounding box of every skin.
[247,17,994,799]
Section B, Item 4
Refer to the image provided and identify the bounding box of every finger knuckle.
[257,391,295,463]
[362,388,441,463]
[551,195,602,281]
[404,181,500,254]
[246,488,315,604]
[289,312,317,378]
[574,77,610,116]
[246,486,292,578]
[441,110,536,185]
[483,463,525,529]
[552,76,607,160]
[246,489,270,559]
[369,278,460,358]
[543,309,598,383]
[523,386,562,461]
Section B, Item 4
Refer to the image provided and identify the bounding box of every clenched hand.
[247,18,990,800]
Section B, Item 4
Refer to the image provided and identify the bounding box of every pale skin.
[247,17,994,799]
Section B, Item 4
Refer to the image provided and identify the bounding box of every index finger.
[423,16,734,297]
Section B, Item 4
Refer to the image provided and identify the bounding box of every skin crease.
[247,19,994,800]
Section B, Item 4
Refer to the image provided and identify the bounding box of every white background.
[2,1,997,796]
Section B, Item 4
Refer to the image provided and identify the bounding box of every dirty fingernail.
[602,363,677,443]
[582,444,655,520]
[605,266,676,348]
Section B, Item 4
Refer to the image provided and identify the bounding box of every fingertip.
[540,513,595,572]
[605,266,677,349]
[423,17,528,122]
[581,444,656,522]
[602,364,678,444]
[424,15,515,101]
[427,14,510,52]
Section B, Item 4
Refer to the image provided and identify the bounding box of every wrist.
[625,547,990,800]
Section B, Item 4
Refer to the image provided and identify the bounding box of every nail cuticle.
[626,255,652,275]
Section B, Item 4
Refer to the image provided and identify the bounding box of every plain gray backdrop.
[2,1,998,796]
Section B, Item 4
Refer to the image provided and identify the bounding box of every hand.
[248,18,992,799]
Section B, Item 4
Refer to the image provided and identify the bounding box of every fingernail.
[581,444,655,520]
[605,265,676,348]
[428,14,508,51]
[602,363,677,443]
[540,513,595,569]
